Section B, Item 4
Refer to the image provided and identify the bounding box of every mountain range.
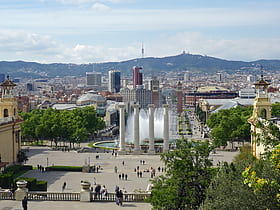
[0,53,280,78]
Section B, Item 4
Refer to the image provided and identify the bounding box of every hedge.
[47,166,82,172]
[0,165,32,189]
[16,177,47,191]
[0,173,13,188]
[3,165,32,175]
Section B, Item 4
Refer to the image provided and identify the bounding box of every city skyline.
[0,0,280,64]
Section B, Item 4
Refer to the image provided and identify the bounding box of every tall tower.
[108,70,121,93]
[249,74,271,158]
[177,81,183,114]
[133,66,143,89]
[0,76,19,119]
[0,76,23,164]
[251,75,271,120]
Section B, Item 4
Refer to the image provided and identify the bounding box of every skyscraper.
[86,72,101,87]
[0,74,5,83]
[108,70,121,93]
[133,66,143,88]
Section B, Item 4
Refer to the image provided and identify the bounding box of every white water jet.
[125,108,172,143]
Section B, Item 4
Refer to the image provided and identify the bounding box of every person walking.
[22,196,28,210]
[119,190,124,206]
[62,182,66,192]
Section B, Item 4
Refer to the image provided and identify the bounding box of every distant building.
[185,86,238,107]
[15,95,30,113]
[247,75,257,83]
[86,72,101,87]
[133,66,143,88]
[108,70,121,93]
[0,74,5,83]
[120,86,152,109]
[184,72,190,82]
[26,83,34,91]
[239,88,256,98]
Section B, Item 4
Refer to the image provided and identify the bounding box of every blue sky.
[0,0,280,63]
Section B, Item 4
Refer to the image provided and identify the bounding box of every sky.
[0,0,280,64]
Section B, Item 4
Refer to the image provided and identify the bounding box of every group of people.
[93,184,108,198]
[118,173,128,180]
[37,164,47,172]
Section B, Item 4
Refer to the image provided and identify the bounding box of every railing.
[0,191,15,200]
[28,192,80,201]
[0,190,150,202]
[92,192,150,202]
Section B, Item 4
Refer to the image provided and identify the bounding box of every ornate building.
[248,75,272,158]
[0,77,23,166]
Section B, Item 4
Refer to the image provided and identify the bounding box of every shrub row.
[16,177,47,191]
[3,165,32,175]
[47,165,82,172]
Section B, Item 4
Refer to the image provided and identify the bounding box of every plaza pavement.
[0,145,239,210]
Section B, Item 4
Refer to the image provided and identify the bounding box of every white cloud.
[91,3,111,12]
[1,30,280,64]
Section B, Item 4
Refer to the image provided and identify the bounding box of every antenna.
[141,42,144,59]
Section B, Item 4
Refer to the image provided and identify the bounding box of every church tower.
[251,74,271,120]
[0,76,23,165]
[0,75,19,119]
[249,74,271,158]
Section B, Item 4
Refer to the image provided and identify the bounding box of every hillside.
[0,53,279,78]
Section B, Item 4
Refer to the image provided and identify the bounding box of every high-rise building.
[0,74,5,83]
[121,86,152,109]
[86,72,101,87]
[108,70,121,93]
[133,66,143,89]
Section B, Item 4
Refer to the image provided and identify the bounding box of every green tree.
[20,107,105,146]
[149,139,213,210]
[206,106,252,147]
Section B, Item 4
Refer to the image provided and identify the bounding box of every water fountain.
[94,104,175,154]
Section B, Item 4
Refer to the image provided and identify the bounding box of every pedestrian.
[22,196,28,210]
[94,184,101,199]
[158,166,161,172]
[115,188,120,206]
[119,174,121,180]
[114,166,118,173]
[140,171,142,178]
[118,190,124,206]
[143,160,145,165]
[101,185,107,197]
[122,173,124,180]
[93,177,96,185]
[137,166,139,170]
[122,160,125,166]
[137,171,140,178]
[125,174,128,180]
[62,182,66,192]
[140,160,142,165]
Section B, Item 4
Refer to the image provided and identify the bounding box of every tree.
[149,139,214,210]
[20,107,105,146]
[202,145,280,210]
[206,106,252,147]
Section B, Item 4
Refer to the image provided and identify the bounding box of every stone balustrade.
[0,190,150,202]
